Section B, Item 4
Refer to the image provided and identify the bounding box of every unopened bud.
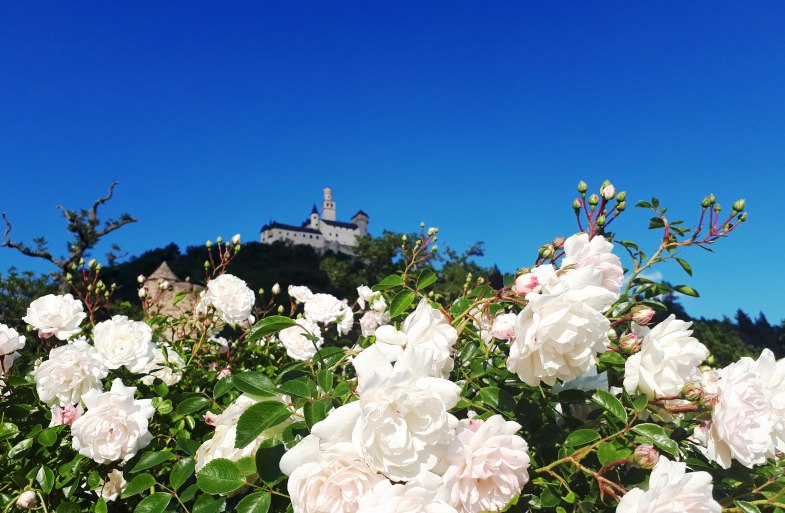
[138,287,147,298]
[204,260,210,269]
[607,328,618,341]
[272,283,281,295]
[616,191,626,202]
[713,203,721,213]
[95,263,102,271]
[419,221,425,229]
[681,383,703,401]
[619,332,642,354]
[588,194,599,207]
[617,201,626,212]
[258,288,265,296]
[631,305,656,326]
[596,215,606,226]
[573,198,583,210]
[732,199,745,212]
[577,180,588,194]
[601,183,616,200]
[277,305,285,314]
[206,240,212,248]
[216,236,222,244]
[738,212,748,222]
[137,274,146,284]
[96,280,105,290]
[430,245,438,252]
[401,234,408,242]
[707,193,716,205]
[79,258,85,266]
[705,354,716,366]
[538,244,554,259]
[87,284,94,292]
[477,277,485,284]
[159,280,171,290]
[87,259,97,269]
[231,234,241,245]
[427,227,438,236]
[66,273,73,282]
[16,491,37,509]
[631,444,659,469]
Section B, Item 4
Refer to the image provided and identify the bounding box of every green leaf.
[246,316,297,343]
[316,369,333,392]
[372,274,404,291]
[56,502,80,513]
[36,465,55,494]
[177,438,201,456]
[131,451,174,473]
[592,390,627,424]
[416,269,438,290]
[675,257,693,276]
[213,377,234,399]
[632,394,649,412]
[95,498,108,513]
[37,428,58,447]
[122,473,156,498]
[9,438,33,458]
[236,457,258,476]
[389,289,416,318]
[673,285,699,297]
[478,387,516,412]
[235,401,291,449]
[196,458,246,495]
[278,379,313,399]
[304,399,332,428]
[0,422,19,442]
[233,372,277,397]
[632,423,679,457]
[564,429,601,447]
[237,491,272,513]
[193,494,226,513]
[596,442,631,467]
[735,501,762,513]
[133,492,171,513]
[177,397,213,415]
[256,443,286,483]
[170,457,196,491]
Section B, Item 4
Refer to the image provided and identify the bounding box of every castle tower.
[351,210,369,236]
[309,204,320,229]
[322,187,336,221]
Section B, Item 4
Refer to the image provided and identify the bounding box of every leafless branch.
[2,213,64,268]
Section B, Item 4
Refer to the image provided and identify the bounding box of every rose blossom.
[34,338,109,406]
[93,315,156,372]
[337,304,354,336]
[140,345,185,386]
[562,233,624,296]
[96,469,127,502]
[623,316,709,399]
[357,472,458,513]
[507,266,615,386]
[304,293,345,324]
[71,378,155,464]
[693,350,783,468]
[200,273,255,324]
[360,311,390,337]
[288,285,314,303]
[278,318,324,361]
[512,272,541,296]
[441,416,531,513]
[373,299,458,377]
[49,404,84,427]
[616,458,720,513]
[16,491,37,510]
[490,313,517,340]
[0,323,25,356]
[23,293,86,340]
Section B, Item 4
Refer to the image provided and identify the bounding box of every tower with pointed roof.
[260,187,369,254]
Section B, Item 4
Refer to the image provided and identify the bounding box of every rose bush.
[1,180,783,513]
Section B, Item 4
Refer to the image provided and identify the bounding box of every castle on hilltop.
[260,187,369,254]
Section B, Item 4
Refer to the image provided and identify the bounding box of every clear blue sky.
[1,2,783,321]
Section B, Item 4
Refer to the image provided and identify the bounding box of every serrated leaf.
[304,399,332,428]
[255,443,286,483]
[478,387,516,412]
[122,473,155,498]
[632,423,679,456]
[213,377,234,399]
[564,429,600,447]
[316,369,333,392]
[246,316,297,343]
[193,494,226,513]
[372,274,405,291]
[389,289,416,318]
[592,390,627,424]
[177,397,212,415]
[131,451,174,473]
[232,372,277,397]
[237,491,272,513]
[196,459,246,494]
[416,268,438,290]
[36,465,55,494]
[673,285,699,297]
[170,457,196,491]
[235,401,291,449]
[133,493,171,513]
[632,394,649,412]
[278,379,312,399]
[675,257,692,276]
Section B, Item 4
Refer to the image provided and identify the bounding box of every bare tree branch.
[2,213,64,268]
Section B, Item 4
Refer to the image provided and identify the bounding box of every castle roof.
[352,210,370,219]
[311,204,319,215]
[322,219,358,229]
[147,261,181,282]
[261,221,322,235]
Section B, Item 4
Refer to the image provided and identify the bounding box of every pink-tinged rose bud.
[681,383,703,401]
[49,404,84,427]
[216,366,232,379]
[552,237,565,249]
[601,183,616,200]
[572,198,583,210]
[631,305,656,326]
[38,331,54,340]
[137,274,146,284]
[631,444,659,469]
[513,273,541,296]
[490,313,517,340]
[17,491,37,509]
[231,234,241,245]
[588,194,599,206]
[619,332,642,354]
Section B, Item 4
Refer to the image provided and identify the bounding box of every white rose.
[623,315,709,399]
[562,233,624,297]
[93,315,156,372]
[288,285,314,303]
[195,394,293,471]
[346,345,460,481]
[49,404,83,427]
[71,379,155,464]
[357,285,375,309]
[751,349,785,449]
[140,345,185,386]
[16,491,37,509]
[23,293,86,340]
[490,313,517,340]
[338,304,354,336]
[507,267,614,386]
[1,352,19,378]
[278,319,323,361]
[34,338,109,406]
[360,311,381,337]
[96,469,127,502]
[442,416,531,513]
[694,351,782,468]
[374,299,458,377]
[200,274,255,324]
[304,293,345,324]
[357,472,457,513]
[0,323,25,355]
[616,458,720,513]
[512,272,541,296]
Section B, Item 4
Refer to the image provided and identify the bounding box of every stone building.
[260,187,369,254]
[143,261,203,319]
